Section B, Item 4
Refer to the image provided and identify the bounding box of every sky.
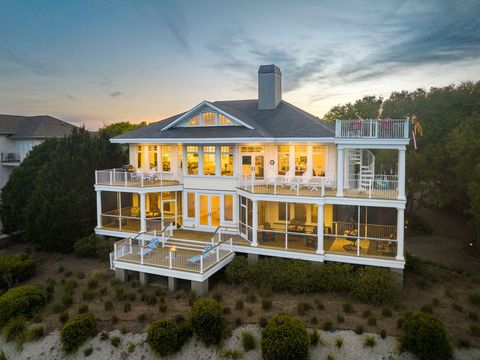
[0,0,479,130]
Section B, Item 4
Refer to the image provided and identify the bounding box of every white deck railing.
[343,174,398,199]
[335,119,409,139]
[95,168,182,187]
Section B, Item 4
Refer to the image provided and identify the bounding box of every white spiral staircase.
[347,149,375,190]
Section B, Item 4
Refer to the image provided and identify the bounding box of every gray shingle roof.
[0,114,76,139]
[113,100,334,140]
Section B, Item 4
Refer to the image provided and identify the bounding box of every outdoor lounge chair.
[187,244,214,264]
[138,237,160,257]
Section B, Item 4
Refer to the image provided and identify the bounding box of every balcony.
[95,168,182,188]
[1,153,21,163]
[239,174,399,200]
[335,119,409,139]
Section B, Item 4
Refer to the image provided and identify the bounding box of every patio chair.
[283,170,298,191]
[137,237,160,257]
[187,244,214,264]
[300,172,311,190]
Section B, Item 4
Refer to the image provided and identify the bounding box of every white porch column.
[316,204,324,255]
[96,190,102,228]
[398,149,406,200]
[396,208,405,261]
[336,147,344,197]
[140,192,146,232]
[252,200,258,246]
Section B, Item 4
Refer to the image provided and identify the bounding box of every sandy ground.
[1,325,479,360]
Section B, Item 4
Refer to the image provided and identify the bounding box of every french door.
[199,194,220,229]
[241,154,264,178]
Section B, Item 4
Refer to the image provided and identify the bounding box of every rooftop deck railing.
[95,168,182,187]
[335,119,409,139]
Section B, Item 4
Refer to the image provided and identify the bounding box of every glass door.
[199,194,220,229]
[241,154,264,178]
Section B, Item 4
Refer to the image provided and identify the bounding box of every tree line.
[324,81,480,245]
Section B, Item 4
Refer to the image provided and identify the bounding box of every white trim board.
[110,137,337,144]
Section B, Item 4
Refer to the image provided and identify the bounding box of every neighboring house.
[95,65,409,295]
[0,114,77,188]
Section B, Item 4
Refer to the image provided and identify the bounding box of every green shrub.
[355,325,364,334]
[191,298,224,345]
[84,346,93,356]
[111,336,121,347]
[124,302,131,313]
[382,307,392,317]
[262,298,272,311]
[241,331,256,351]
[82,289,94,301]
[78,304,89,314]
[73,234,112,259]
[352,267,400,304]
[259,317,268,328]
[27,324,44,341]
[310,330,320,347]
[297,301,313,315]
[471,325,480,336]
[380,329,387,339]
[335,337,343,348]
[261,315,309,360]
[3,317,26,342]
[104,300,113,311]
[59,312,69,324]
[225,256,250,284]
[60,313,96,354]
[323,321,333,331]
[405,253,426,274]
[368,317,377,326]
[336,314,345,323]
[235,300,244,310]
[0,253,36,289]
[364,336,376,348]
[400,312,452,360]
[363,310,371,318]
[146,319,191,356]
[0,285,46,325]
[342,301,354,313]
[469,292,480,305]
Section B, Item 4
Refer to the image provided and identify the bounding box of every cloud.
[206,0,480,95]
[0,48,62,76]
[110,91,123,98]
[129,0,191,56]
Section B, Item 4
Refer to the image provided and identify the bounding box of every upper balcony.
[95,168,182,188]
[335,119,409,139]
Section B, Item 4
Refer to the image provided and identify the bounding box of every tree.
[24,128,126,252]
[0,123,138,252]
[101,121,146,138]
[324,95,383,121]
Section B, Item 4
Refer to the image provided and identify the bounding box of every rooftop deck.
[95,169,181,188]
[335,119,409,139]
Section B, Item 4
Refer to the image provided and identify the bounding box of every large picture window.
[161,145,171,171]
[186,146,199,175]
[278,146,290,175]
[220,146,233,176]
[294,146,308,175]
[312,146,326,177]
[203,146,216,176]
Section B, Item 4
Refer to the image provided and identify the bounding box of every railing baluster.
[169,251,172,269]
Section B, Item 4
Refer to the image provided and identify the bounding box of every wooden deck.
[101,179,180,188]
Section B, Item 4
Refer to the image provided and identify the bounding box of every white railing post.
[114,243,117,260]
[316,204,324,255]
[216,246,219,261]
[396,208,405,261]
[321,180,325,197]
[109,171,113,185]
[141,247,144,264]
[169,251,173,269]
[129,238,132,253]
[285,232,288,250]
[335,120,340,137]
[369,180,372,198]
[200,255,203,273]
[230,238,233,251]
[251,174,255,193]
[336,147,344,197]
[252,200,258,246]
[95,171,98,184]
[124,172,127,186]
[398,149,406,200]
[404,119,410,138]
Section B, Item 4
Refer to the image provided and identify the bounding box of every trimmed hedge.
[191,298,224,345]
[225,257,399,303]
[261,315,309,360]
[146,319,192,356]
[400,312,452,360]
[0,285,46,326]
[0,253,36,289]
[352,267,400,304]
[61,313,96,353]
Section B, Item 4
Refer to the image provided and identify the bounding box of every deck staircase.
[349,149,375,190]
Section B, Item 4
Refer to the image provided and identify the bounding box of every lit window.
[203,146,216,176]
[202,112,215,125]
[161,145,171,171]
[218,114,233,125]
[220,146,233,176]
[187,193,195,218]
[136,145,144,169]
[148,145,158,170]
[187,115,199,126]
[278,146,290,175]
[312,145,326,177]
[186,146,198,175]
[294,146,308,176]
[240,146,264,153]
[224,195,233,221]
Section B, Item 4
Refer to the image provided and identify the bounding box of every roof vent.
[258,64,282,110]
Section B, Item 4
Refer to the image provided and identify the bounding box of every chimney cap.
[258,64,282,76]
